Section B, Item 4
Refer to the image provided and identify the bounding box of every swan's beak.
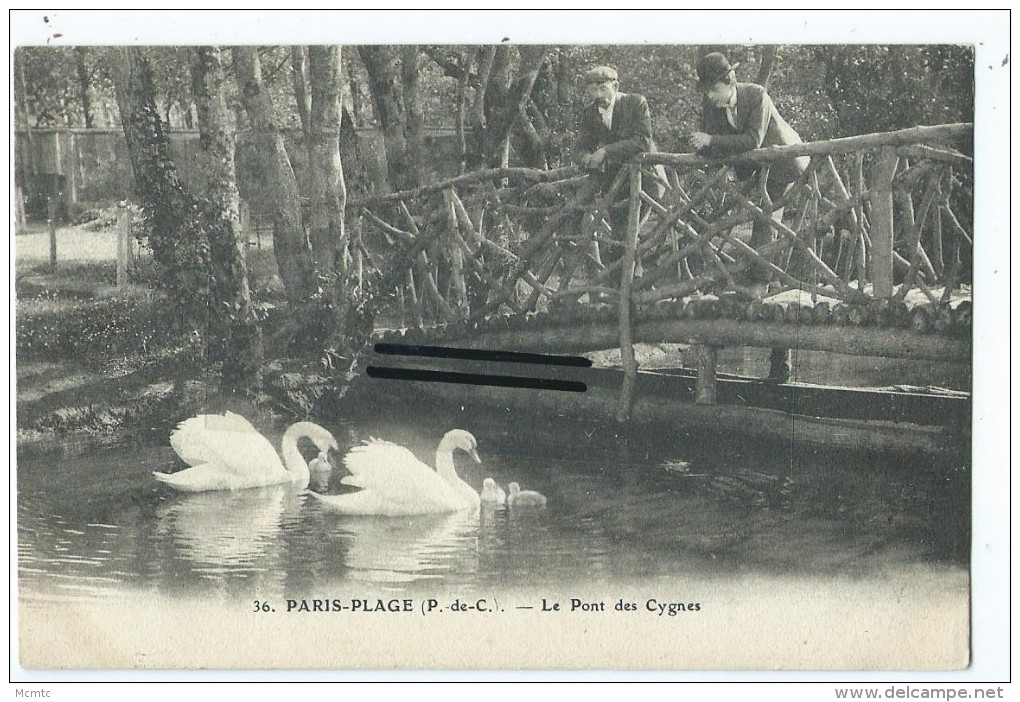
[469,448,481,464]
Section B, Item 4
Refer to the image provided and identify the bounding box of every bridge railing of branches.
[351,122,973,336]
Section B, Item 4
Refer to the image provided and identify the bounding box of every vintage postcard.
[10,10,1009,683]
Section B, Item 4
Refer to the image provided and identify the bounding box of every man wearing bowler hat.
[689,51,808,382]
[576,65,667,268]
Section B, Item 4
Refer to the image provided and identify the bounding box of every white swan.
[480,478,507,506]
[153,411,339,492]
[508,482,547,509]
[308,429,482,516]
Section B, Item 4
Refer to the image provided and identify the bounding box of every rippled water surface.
[17,395,970,605]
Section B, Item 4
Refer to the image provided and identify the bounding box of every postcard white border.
[7,8,1010,688]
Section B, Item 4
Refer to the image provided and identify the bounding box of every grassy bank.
[14,217,314,442]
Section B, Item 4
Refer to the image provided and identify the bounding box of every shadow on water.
[16,388,970,601]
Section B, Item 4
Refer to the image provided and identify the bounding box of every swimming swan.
[154,411,339,492]
[508,482,547,509]
[480,478,507,505]
[308,429,482,516]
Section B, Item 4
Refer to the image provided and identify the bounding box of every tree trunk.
[481,45,548,168]
[289,46,316,211]
[232,46,315,304]
[400,45,428,187]
[756,45,777,89]
[308,46,373,365]
[290,46,312,140]
[73,47,94,128]
[112,47,208,320]
[306,46,345,280]
[358,45,411,191]
[464,46,496,169]
[191,46,263,395]
[454,48,475,173]
[515,103,549,169]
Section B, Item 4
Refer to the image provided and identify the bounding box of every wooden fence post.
[15,186,26,230]
[694,344,719,405]
[869,146,898,298]
[117,202,131,287]
[47,196,57,270]
[616,165,642,422]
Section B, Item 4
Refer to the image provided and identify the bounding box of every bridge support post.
[694,344,719,405]
[617,166,642,422]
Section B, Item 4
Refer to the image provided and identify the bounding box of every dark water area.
[17,385,970,604]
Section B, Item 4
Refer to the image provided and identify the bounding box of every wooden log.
[639,123,973,168]
[868,146,898,298]
[720,233,854,303]
[887,299,910,328]
[931,205,945,276]
[909,304,934,333]
[631,278,713,304]
[405,269,423,327]
[812,301,832,324]
[362,207,415,243]
[896,143,973,169]
[831,304,850,326]
[613,164,733,277]
[894,172,942,301]
[893,161,936,190]
[823,155,863,238]
[717,179,859,301]
[350,164,579,209]
[694,296,723,320]
[522,247,562,311]
[694,344,719,405]
[617,166,642,422]
[475,209,565,317]
[941,204,973,247]
[951,299,972,335]
[847,304,872,327]
[932,305,953,334]
[432,317,970,363]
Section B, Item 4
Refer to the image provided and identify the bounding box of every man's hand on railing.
[580,148,607,169]
[689,132,712,150]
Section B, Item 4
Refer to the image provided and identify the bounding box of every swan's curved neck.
[280,422,318,484]
[435,448,457,479]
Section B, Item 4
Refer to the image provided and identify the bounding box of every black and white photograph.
[9,9,1009,687]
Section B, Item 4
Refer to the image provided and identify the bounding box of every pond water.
[17,396,970,605]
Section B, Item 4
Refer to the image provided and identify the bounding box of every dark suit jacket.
[699,82,809,195]
[577,92,667,194]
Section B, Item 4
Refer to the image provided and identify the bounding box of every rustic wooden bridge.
[346,123,973,454]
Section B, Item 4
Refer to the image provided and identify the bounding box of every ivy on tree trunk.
[112,47,210,321]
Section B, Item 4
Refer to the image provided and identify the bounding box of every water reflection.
[316,507,481,586]
[154,486,303,579]
[16,406,970,601]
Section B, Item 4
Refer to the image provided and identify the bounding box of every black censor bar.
[373,343,593,368]
[365,366,587,393]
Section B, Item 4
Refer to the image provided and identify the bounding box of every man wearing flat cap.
[689,52,808,382]
[576,65,667,267]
